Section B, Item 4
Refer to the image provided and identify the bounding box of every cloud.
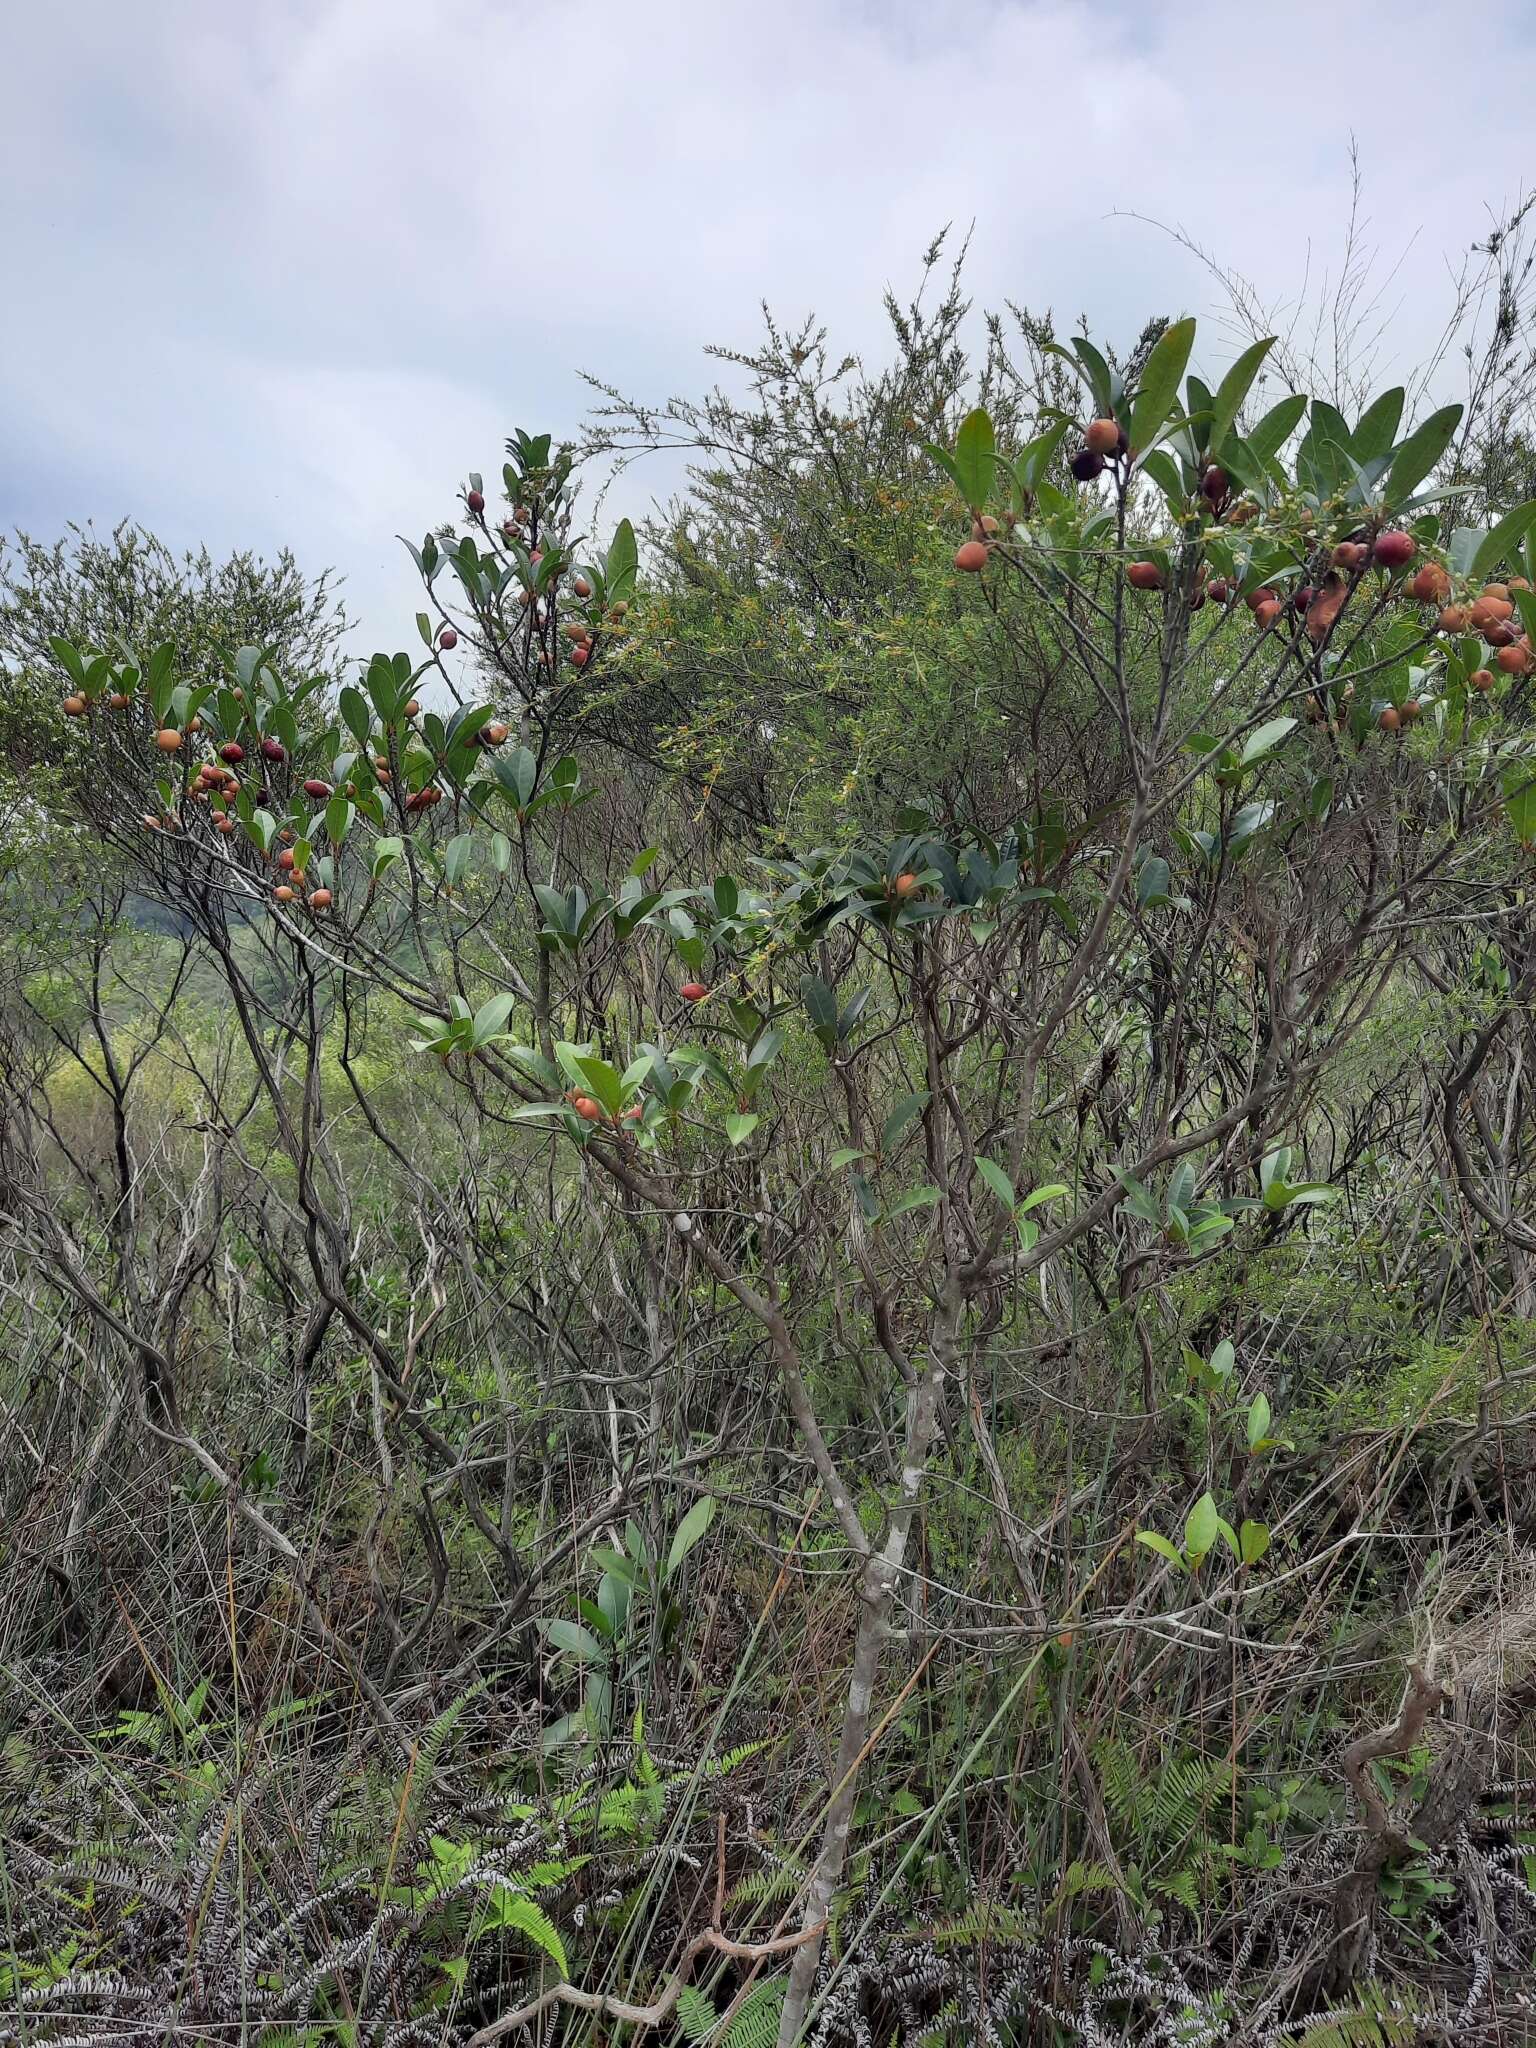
[3,0,1534,646]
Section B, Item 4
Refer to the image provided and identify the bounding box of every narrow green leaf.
[1129,318,1197,456]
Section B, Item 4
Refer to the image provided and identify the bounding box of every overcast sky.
[4,0,1534,651]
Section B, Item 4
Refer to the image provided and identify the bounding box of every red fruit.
[62,695,87,717]
[483,721,510,745]
[155,728,182,752]
[274,884,295,902]
[214,814,237,834]
[573,575,593,599]
[303,778,332,800]
[1485,620,1520,647]
[572,1094,602,1121]
[403,699,421,718]
[501,518,518,540]
[1208,578,1230,603]
[1071,447,1105,482]
[1409,563,1451,604]
[1084,418,1120,456]
[1470,593,1514,630]
[1438,606,1470,634]
[892,871,919,898]
[1373,530,1416,570]
[1253,599,1284,629]
[439,626,458,649]
[1378,705,1401,731]
[1126,561,1163,591]
[466,489,485,514]
[1201,465,1229,501]
[621,1103,644,1122]
[261,738,286,762]
[277,848,297,871]
[954,540,990,573]
[1292,585,1315,613]
[220,742,244,764]
[680,981,710,1002]
[1497,641,1533,674]
[1246,585,1278,613]
[1402,698,1422,722]
[307,887,332,911]
[570,644,590,666]
[109,692,130,709]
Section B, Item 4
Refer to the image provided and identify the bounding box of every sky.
[4,0,1535,652]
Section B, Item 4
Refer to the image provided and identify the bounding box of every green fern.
[927,1901,1038,1948]
[674,1977,785,2048]
[1294,1982,1437,2048]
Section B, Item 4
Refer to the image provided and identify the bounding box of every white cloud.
[4,0,1534,645]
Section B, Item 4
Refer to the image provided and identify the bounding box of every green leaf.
[1129,318,1197,456]
[826,1145,867,1171]
[1385,403,1462,508]
[470,993,517,1047]
[606,518,639,603]
[1017,1181,1068,1213]
[881,1090,929,1153]
[1246,393,1307,465]
[975,1155,1017,1210]
[724,1111,759,1147]
[1239,1520,1271,1566]
[1351,387,1405,463]
[664,1495,715,1579]
[544,1619,604,1661]
[1208,336,1275,452]
[953,407,997,509]
[1135,1530,1186,1571]
[1503,759,1536,845]
[1472,500,1536,581]
[1246,1393,1272,1451]
[1183,1491,1221,1563]
[885,1185,941,1218]
[1239,716,1297,768]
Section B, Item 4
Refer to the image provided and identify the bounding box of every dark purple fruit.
[1071,447,1106,481]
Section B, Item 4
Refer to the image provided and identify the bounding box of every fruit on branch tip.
[483,721,510,745]
[274,884,295,902]
[1485,619,1519,646]
[954,539,989,573]
[261,738,286,762]
[1246,586,1278,613]
[1496,641,1533,674]
[1292,585,1315,612]
[1409,563,1451,604]
[892,872,919,898]
[1470,668,1495,691]
[1331,541,1368,570]
[277,848,296,871]
[1402,698,1422,722]
[680,981,710,1001]
[155,728,182,751]
[1126,561,1163,590]
[573,575,592,599]
[1084,418,1120,456]
[1201,465,1228,501]
[1378,705,1401,731]
[1070,447,1105,481]
[109,692,130,709]
[1253,599,1284,629]
[403,699,420,718]
[308,888,332,911]
[219,742,244,763]
[570,644,590,666]
[466,489,484,513]
[1373,530,1416,570]
[1438,606,1470,634]
[572,1095,601,1121]
[1208,578,1230,603]
[438,627,458,649]
[62,695,87,716]
[303,779,332,799]
[215,814,236,833]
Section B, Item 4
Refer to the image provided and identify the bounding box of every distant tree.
[0,519,346,781]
